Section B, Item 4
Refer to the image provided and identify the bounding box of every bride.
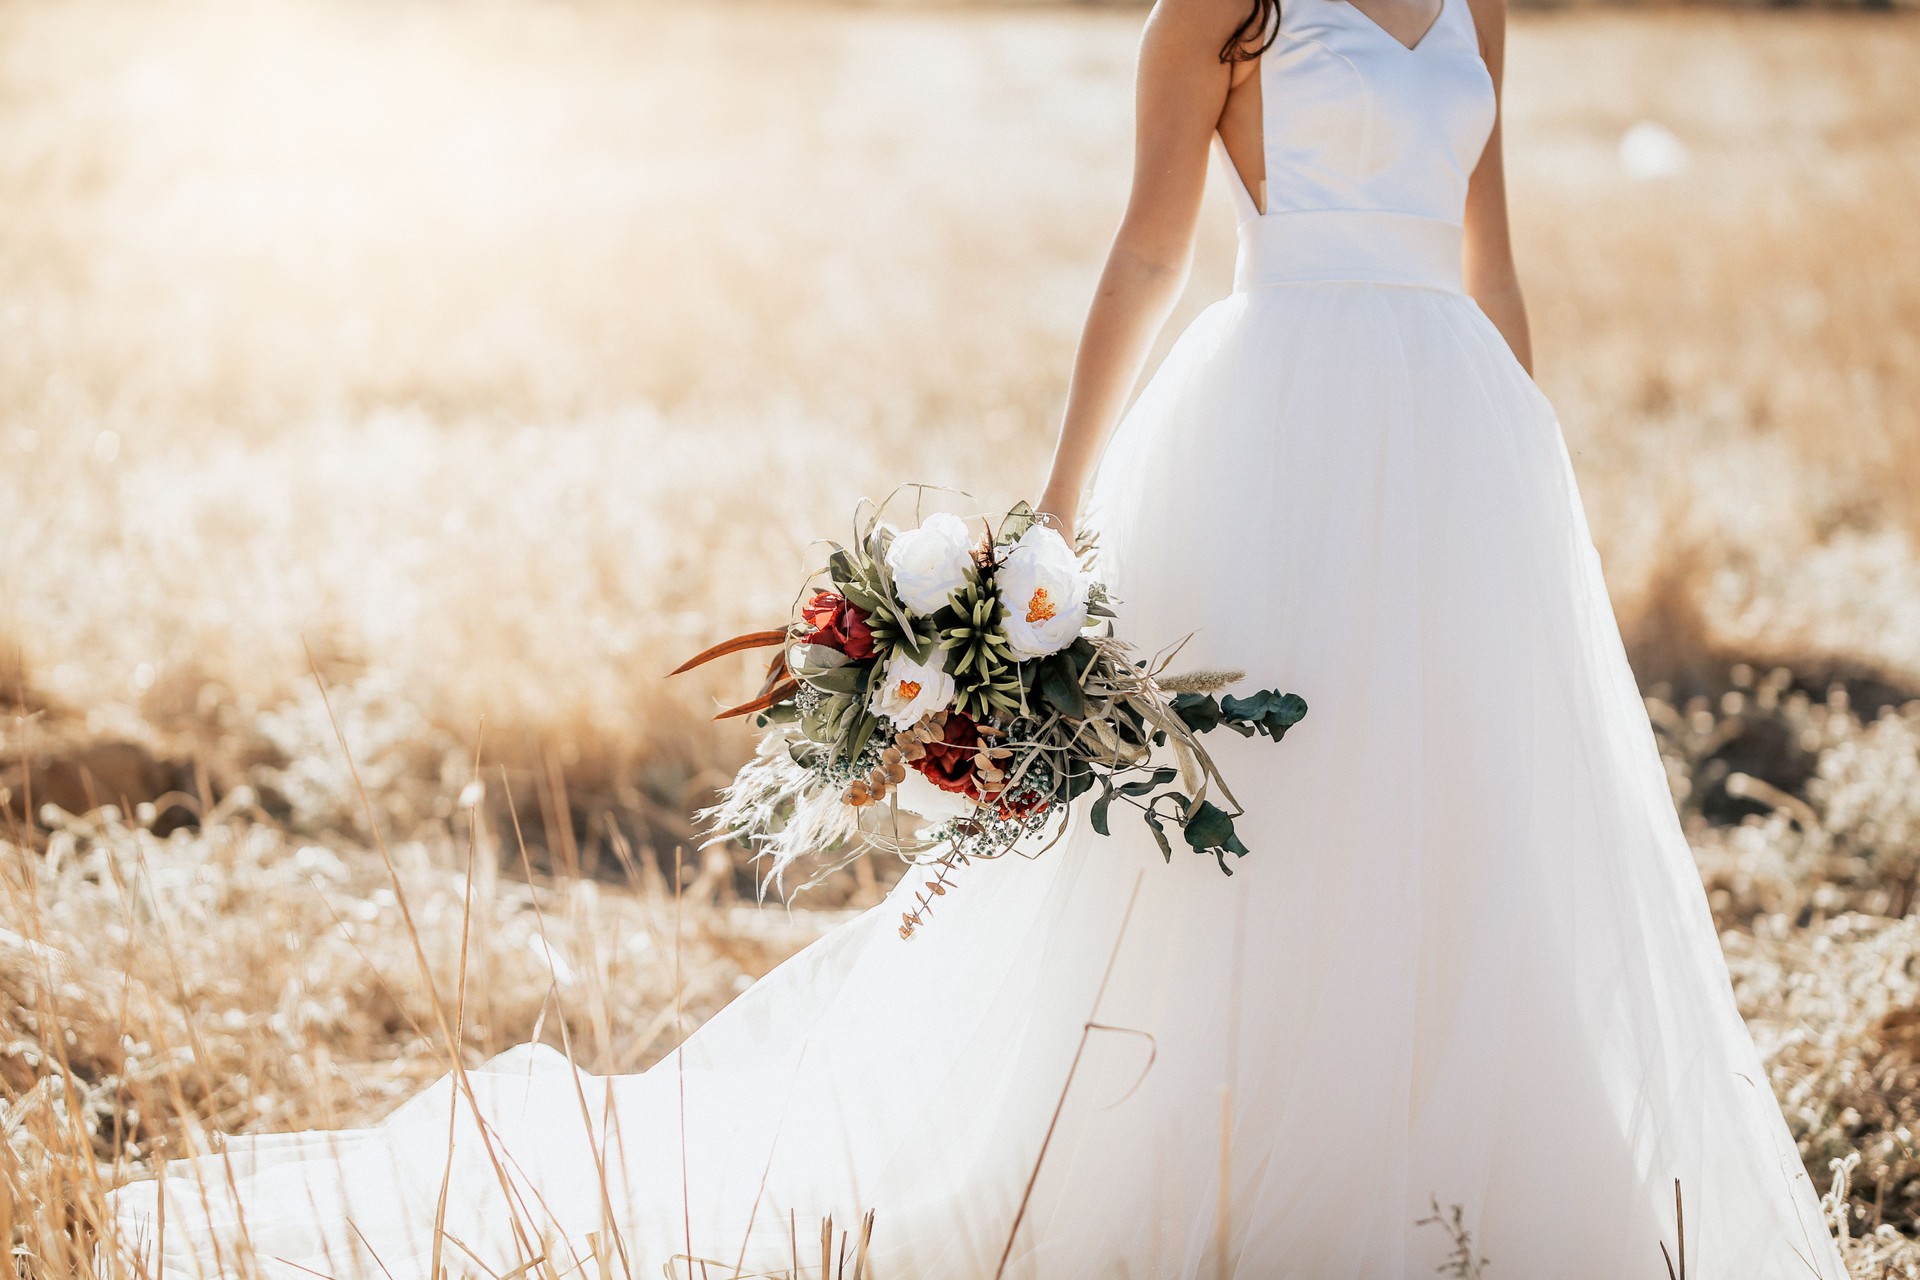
[115,0,1846,1275]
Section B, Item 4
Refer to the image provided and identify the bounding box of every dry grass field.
[2,0,1919,1273]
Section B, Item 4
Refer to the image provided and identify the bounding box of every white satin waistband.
[1235,209,1465,294]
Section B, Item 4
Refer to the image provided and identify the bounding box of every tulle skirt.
[112,280,1844,1279]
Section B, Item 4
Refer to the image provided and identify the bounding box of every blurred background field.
[2,0,1918,1272]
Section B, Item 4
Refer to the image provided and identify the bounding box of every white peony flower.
[885,512,976,616]
[997,524,1091,660]
[868,647,956,729]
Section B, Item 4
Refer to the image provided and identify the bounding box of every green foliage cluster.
[1171,689,1310,740]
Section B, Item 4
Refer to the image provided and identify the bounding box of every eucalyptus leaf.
[1172,692,1224,734]
[1220,690,1310,741]
[1182,800,1245,851]
[1141,804,1174,862]
[1182,799,1251,874]
[1116,766,1178,799]
[1090,776,1115,837]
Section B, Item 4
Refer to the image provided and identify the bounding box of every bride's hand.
[1035,488,1078,544]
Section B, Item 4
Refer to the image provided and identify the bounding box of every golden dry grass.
[0,0,1918,1274]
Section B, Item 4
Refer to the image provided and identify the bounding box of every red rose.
[913,713,983,795]
[800,590,875,660]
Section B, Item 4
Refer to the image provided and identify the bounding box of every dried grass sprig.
[1156,669,1247,695]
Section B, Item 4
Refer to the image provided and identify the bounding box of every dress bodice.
[1218,0,1497,293]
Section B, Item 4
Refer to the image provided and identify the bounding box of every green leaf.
[788,643,850,678]
[1181,799,1242,850]
[898,627,938,665]
[799,694,844,745]
[1141,804,1174,862]
[1089,776,1115,837]
[1039,655,1087,719]
[1219,690,1309,741]
[998,501,1038,544]
[1061,757,1097,803]
[1171,692,1224,734]
[844,708,880,764]
[804,662,868,696]
[1115,766,1177,799]
[826,546,861,591]
[1182,800,1251,874]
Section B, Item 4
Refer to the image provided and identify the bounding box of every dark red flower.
[992,782,1051,821]
[913,713,983,795]
[800,590,875,660]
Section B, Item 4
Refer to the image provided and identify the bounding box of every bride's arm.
[1462,0,1534,374]
[1037,0,1251,537]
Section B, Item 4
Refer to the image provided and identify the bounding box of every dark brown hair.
[1220,0,1280,62]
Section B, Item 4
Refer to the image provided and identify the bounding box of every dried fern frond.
[698,734,861,898]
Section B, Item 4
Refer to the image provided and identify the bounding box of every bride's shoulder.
[1145,0,1261,38]
[1143,0,1265,61]
[1463,0,1510,60]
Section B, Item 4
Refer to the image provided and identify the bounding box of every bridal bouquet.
[675,495,1306,935]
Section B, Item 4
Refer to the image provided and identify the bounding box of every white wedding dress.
[113,2,1846,1276]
